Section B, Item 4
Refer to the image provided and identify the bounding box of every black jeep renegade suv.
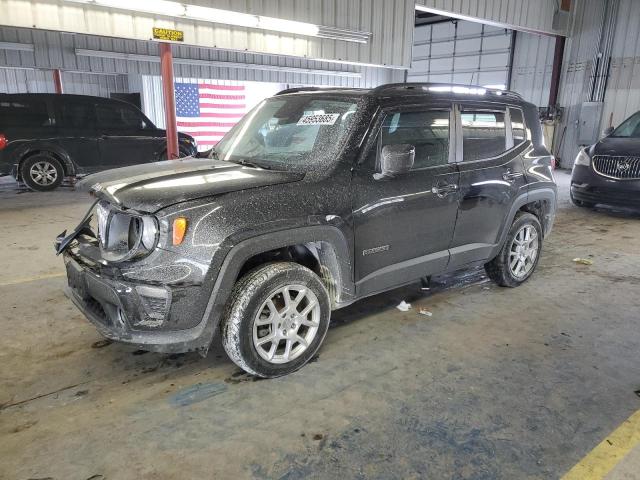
[56,83,557,378]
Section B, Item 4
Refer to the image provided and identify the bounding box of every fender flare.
[195,225,354,349]
[14,142,76,177]
[490,187,557,259]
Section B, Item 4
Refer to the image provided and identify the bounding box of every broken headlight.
[97,202,159,262]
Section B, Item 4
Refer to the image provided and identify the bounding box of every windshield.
[611,111,640,138]
[211,95,359,170]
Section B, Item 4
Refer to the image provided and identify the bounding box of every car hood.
[592,137,640,157]
[79,157,304,213]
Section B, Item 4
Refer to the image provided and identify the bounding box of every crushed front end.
[55,200,217,354]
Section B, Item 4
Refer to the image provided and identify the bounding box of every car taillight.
[0,134,7,150]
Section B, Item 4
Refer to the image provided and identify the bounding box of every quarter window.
[461,110,507,161]
[509,108,526,144]
[380,110,450,169]
[0,100,51,128]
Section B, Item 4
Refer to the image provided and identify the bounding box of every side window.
[96,104,145,130]
[60,102,94,129]
[0,100,52,128]
[380,110,450,169]
[509,108,526,144]
[460,109,507,162]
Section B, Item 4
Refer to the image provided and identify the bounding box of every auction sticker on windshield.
[297,113,340,126]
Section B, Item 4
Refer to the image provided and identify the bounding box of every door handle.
[431,183,458,198]
[502,170,524,182]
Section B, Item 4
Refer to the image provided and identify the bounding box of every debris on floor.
[396,300,411,311]
[418,308,433,317]
[572,257,594,265]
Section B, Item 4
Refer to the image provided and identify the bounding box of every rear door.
[55,99,99,173]
[96,101,162,168]
[447,103,528,270]
[352,104,460,296]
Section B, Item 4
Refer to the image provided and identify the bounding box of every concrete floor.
[0,171,639,480]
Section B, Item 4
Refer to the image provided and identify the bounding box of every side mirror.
[375,144,415,179]
[603,126,615,136]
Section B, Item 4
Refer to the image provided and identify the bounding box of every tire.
[221,262,331,378]
[484,212,543,288]
[20,154,64,191]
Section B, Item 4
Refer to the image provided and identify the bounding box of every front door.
[352,106,460,297]
[96,102,161,168]
[447,103,529,270]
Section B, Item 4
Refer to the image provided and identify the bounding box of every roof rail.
[371,82,522,100]
[275,87,330,95]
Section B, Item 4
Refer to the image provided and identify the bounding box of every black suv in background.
[0,94,197,191]
[571,110,640,208]
[56,83,557,378]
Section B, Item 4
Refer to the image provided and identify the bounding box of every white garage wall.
[510,31,555,107]
[415,0,564,36]
[0,26,400,94]
[0,0,415,68]
[408,21,512,89]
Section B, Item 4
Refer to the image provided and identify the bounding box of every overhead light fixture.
[74,48,361,78]
[64,0,370,43]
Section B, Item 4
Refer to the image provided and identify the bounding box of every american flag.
[175,82,247,150]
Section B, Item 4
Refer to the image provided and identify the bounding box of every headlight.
[97,202,158,262]
[574,148,591,166]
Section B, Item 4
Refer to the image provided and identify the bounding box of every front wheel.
[485,212,543,287]
[221,262,331,378]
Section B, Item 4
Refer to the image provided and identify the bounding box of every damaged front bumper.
[63,255,216,354]
[55,204,219,354]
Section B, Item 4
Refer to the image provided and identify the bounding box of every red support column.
[159,42,179,160]
[53,69,63,94]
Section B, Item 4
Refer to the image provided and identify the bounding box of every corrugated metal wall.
[554,0,609,166]
[415,0,563,36]
[0,0,415,68]
[599,0,640,132]
[510,31,555,107]
[408,20,512,88]
[0,26,399,92]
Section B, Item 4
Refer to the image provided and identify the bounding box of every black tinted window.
[0,100,51,128]
[96,104,145,130]
[461,110,507,161]
[60,102,94,129]
[380,110,450,169]
[509,108,526,144]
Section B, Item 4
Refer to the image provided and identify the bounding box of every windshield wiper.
[228,159,271,170]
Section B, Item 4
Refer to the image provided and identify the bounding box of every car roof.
[0,92,136,107]
[275,82,526,105]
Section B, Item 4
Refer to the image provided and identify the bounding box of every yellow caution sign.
[152,27,184,42]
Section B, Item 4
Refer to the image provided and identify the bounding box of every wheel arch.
[16,144,75,179]
[198,225,354,347]
[490,187,557,259]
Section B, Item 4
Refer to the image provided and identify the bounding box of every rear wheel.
[221,262,331,378]
[485,212,543,287]
[20,154,64,191]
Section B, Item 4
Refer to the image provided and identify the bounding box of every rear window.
[0,100,52,128]
[461,109,507,161]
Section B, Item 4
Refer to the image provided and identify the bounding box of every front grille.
[592,155,640,180]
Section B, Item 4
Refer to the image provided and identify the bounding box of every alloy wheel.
[508,224,539,279]
[29,160,58,186]
[252,285,321,364]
